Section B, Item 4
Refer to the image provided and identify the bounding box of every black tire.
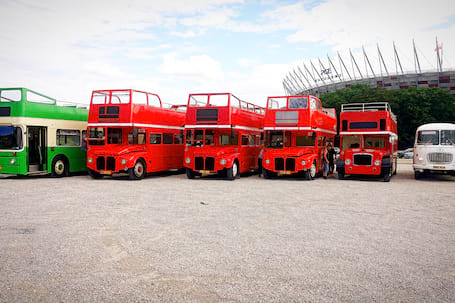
[88,169,103,179]
[383,167,392,182]
[186,168,196,179]
[393,158,398,175]
[414,171,422,180]
[305,161,316,180]
[226,161,239,180]
[51,156,68,177]
[128,159,146,180]
[262,168,276,179]
[338,169,345,180]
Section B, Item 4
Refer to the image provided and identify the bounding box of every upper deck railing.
[188,93,264,116]
[341,102,396,121]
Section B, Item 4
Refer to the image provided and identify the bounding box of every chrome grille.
[353,154,372,165]
[427,152,453,163]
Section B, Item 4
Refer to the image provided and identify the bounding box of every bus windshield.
[342,135,361,150]
[265,130,284,148]
[186,129,238,146]
[363,135,386,148]
[88,127,105,145]
[441,130,455,145]
[0,126,22,150]
[417,130,439,145]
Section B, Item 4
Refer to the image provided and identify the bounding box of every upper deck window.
[209,94,229,107]
[189,95,208,107]
[148,94,161,107]
[288,97,308,109]
[110,91,130,104]
[92,92,109,104]
[132,91,147,105]
[417,130,439,145]
[310,97,318,110]
[26,91,54,104]
[0,89,21,102]
[268,97,287,109]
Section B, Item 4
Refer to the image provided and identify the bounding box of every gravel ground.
[0,160,454,302]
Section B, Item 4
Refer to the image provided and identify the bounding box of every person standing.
[323,144,329,179]
[327,143,336,174]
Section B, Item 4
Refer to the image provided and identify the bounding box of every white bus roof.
[416,123,455,131]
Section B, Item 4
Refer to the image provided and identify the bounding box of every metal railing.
[341,102,396,121]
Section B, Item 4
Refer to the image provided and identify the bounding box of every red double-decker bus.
[184,93,265,180]
[86,89,186,180]
[336,102,398,182]
[262,95,337,180]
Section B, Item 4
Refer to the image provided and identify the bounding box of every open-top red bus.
[336,102,398,182]
[86,89,186,180]
[262,95,337,180]
[184,93,265,180]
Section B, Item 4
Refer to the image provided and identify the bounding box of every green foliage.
[320,85,455,149]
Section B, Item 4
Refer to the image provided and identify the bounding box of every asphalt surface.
[0,160,454,302]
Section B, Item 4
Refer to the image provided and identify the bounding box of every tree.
[320,85,455,149]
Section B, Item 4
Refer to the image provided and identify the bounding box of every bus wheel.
[306,161,316,180]
[383,167,392,182]
[414,171,422,180]
[393,158,397,175]
[51,156,68,177]
[227,161,239,180]
[129,160,146,180]
[262,168,274,179]
[337,169,345,180]
[186,168,196,179]
[88,169,103,179]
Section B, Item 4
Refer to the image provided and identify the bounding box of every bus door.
[27,126,47,172]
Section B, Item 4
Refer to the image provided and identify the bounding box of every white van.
[413,123,455,179]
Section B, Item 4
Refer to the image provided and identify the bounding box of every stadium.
[283,38,455,97]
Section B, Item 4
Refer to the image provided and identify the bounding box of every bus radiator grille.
[195,157,204,170]
[96,157,105,170]
[205,157,215,171]
[275,158,284,171]
[428,152,453,164]
[286,158,295,171]
[353,154,372,166]
[106,157,116,171]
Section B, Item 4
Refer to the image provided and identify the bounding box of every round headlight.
[10,158,15,165]
[374,160,380,166]
[88,157,93,163]
[185,157,191,164]
[301,160,306,166]
[345,159,351,165]
[121,159,127,165]
[265,159,270,165]
[220,159,226,165]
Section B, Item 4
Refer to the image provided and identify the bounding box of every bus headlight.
[121,159,127,165]
[88,157,93,164]
[10,158,15,165]
[185,157,191,164]
[301,160,306,166]
[345,159,351,165]
[265,159,270,165]
[374,160,380,166]
[220,159,226,165]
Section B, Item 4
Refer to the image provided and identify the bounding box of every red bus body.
[262,95,337,179]
[336,102,398,181]
[184,93,265,180]
[86,89,186,180]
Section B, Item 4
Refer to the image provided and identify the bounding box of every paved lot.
[0,160,454,302]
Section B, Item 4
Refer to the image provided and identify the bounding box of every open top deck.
[185,93,264,131]
[264,95,337,134]
[88,89,186,127]
[340,102,397,135]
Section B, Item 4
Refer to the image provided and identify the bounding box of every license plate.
[433,166,446,169]
[279,170,291,175]
[199,170,211,175]
[100,170,112,175]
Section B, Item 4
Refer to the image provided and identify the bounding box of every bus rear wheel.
[227,161,239,180]
[129,160,146,180]
[51,156,68,177]
[88,169,103,179]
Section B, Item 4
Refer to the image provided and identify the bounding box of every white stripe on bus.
[263,126,337,134]
[184,125,262,132]
[88,122,184,130]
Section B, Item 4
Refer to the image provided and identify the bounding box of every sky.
[1,0,455,106]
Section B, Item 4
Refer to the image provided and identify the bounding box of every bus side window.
[150,133,161,144]
[174,134,183,144]
[285,131,291,147]
[81,130,87,152]
[241,135,248,146]
[163,133,173,144]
